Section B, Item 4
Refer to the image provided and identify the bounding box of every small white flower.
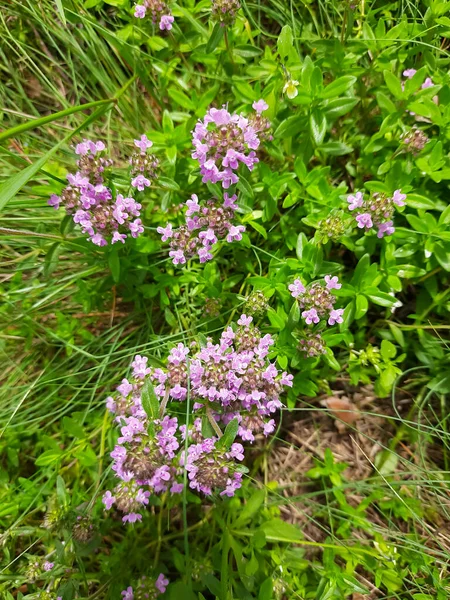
[283,80,299,99]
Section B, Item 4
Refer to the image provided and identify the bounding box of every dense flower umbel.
[122,573,169,600]
[289,276,343,326]
[130,135,159,191]
[157,193,245,265]
[317,211,346,243]
[133,0,174,30]
[48,139,144,246]
[191,101,271,189]
[211,0,241,25]
[347,189,406,238]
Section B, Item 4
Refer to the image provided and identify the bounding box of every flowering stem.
[224,29,235,66]
[153,493,166,569]
[159,387,170,419]
[206,405,223,438]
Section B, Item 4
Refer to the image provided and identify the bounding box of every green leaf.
[321,97,359,119]
[35,449,63,467]
[260,518,303,542]
[319,75,356,99]
[383,70,403,99]
[234,45,263,58]
[44,242,62,278]
[365,288,398,307]
[310,110,327,145]
[258,577,273,600]
[108,247,120,283]
[381,339,397,360]
[234,489,266,527]
[205,22,224,54]
[274,115,307,139]
[167,87,195,110]
[141,378,160,421]
[277,25,293,59]
[355,294,368,319]
[159,176,180,190]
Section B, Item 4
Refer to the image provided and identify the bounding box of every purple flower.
[302,308,320,325]
[131,174,151,191]
[102,490,115,510]
[288,279,305,298]
[129,219,144,238]
[134,135,153,152]
[355,213,373,229]
[324,275,341,290]
[134,4,146,17]
[392,190,406,206]
[347,191,363,210]
[112,232,127,244]
[169,249,186,265]
[422,77,433,89]
[237,314,253,326]
[328,309,344,325]
[223,193,238,209]
[122,587,134,600]
[157,223,174,241]
[159,14,174,30]
[122,512,142,524]
[252,99,269,114]
[155,573,169,594]
[198,247,213,263]
[186,194,201,216]
[226,225,245,242]
[43,561,54,571]
[48,194,61,208]
[377,220,395,238]
[403,68,417,78]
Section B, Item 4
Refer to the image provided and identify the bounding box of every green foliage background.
[1,0,450,598]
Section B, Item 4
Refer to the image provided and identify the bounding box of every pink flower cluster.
[289,275,344,326]
[130,134,159,192]
[347,189,406,238]
[133,0,174,30]
[48,139,144,246]
[191,100,271,189]
[102,314,293,519]
[122,573,169,600]
[157,193,245,265]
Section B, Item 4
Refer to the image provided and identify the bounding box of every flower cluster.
[347,189,406,238]
[122,573,169,600]
[102,314,293,520]
[157,193,245,265]
[48,139,144,246]
[298,331,327,358]
[192,100,271,189]
[186,438,244,496]
[244,289,269,316]
[289,275,343,326]
[130,135,160,191]
[133,0,174,30]
[401,127,429,154]
[211,0,241,25]
[317,211,346,242]
[148,313,293,442]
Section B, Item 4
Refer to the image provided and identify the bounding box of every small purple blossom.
[302,308,320,325]
[392,190,406,206]
[324,275,341,290]
[43,561,54,571]
[288,279,305,298]
[134,4,146,17]
[377,220,395,238]
[356,213,373,229]
[347,191,364,210]
[122,587,134,600]
[155,573,169,594]
[252,99,269,114]
[159,14,174,30]
[328,308,344,326]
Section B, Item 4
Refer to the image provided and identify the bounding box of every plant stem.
[206,405,223,438]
